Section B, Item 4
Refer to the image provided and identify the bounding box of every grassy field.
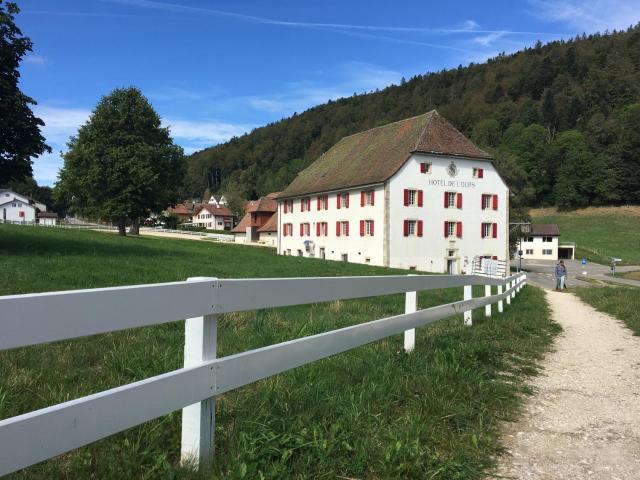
[531,206,640,265]
[576,287,640,336]
[0,225,559,479]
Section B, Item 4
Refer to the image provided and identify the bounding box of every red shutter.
[317,196,321,210]
[493,194,498,210]
[300,223,303,236]
[345,193,349,208]
[444,192,448,208]
[417,220,423,237]
[403,189,409,206]
[370,190,375,206]
[345,222,349,236]
[336,221,341,236]
[360,220,365,236]
[479,168,484,178]
[481,223,485,238]
[316,223,320,236]
[360,191,365,206]
[492,255,498,260]
[404,220,409,237]
[284,201,288,213]
[456,222,462,238]
[492,223,498,238]
[420,162,427,173]
[456,192,463,209]
[370,220,374,236]
[337,194,341,209]
[300,199,304,211]
[325,195,329,209]
[481,195,485,210]
[418,190,423,207]
[444,221,448,238]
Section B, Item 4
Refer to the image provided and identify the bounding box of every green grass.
[576,287,640,336]
[0,225,559,479]
[531,209,640,265]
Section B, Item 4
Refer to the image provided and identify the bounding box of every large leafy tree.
[0,1,50,185]
[56,87,184,235]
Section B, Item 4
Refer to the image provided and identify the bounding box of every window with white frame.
[473,167,484,178]
[542,236,553,242]
[301,223,310,236]
[482,223,492,238]
[407,189,417,206]
[407,219,417,236]
[338,192,349,208]
[340,221,349,236]
[364,219,374,236]
[301,197,311,212]
[317,195,329,210]
[526,249,534,255]
[446,221,456,237]
[364,191,374,206]
[446,192,456,208]
[419,162,432,174]
[482,194,492,210]
[542,249,553,255]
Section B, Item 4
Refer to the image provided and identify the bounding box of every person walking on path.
[555,260,567,291]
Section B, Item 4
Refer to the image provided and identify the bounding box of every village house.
[37,211,59,226]
[207,195,228,207]
[192,204,234,230]
[276,111,509,273]
[0,189,40,223]
[232,193,278,244]
[165,203,191,223]
[517,224,575,260]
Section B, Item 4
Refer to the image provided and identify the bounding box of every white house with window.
[192,204,234,230]
[517,224,571,260]
[0,189,37,223]
[276,111,509,273]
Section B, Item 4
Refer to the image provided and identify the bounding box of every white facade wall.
[518,235,559,260]
[387,154,509,273]
[278,184,386,265]
[259,231,277,246]
[234,232,247,244]
[193,211,231,229]
[39,217,57,226]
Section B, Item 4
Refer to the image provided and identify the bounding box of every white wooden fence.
[0,272,526,476]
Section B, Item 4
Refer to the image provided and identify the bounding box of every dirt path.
[494,290,640,479]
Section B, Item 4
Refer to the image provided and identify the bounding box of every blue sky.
[18,0,640,185]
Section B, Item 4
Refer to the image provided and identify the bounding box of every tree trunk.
[117,218,127,236]
[129,217,140,235]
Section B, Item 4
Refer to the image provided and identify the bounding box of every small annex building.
[232,193,278,244]
[518,224,575,260]
[276,111,510,273]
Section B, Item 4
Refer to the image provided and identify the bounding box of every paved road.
[517,259,640,290]
[494,290,640,479]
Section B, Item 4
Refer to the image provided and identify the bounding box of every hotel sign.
[428,179,477,188]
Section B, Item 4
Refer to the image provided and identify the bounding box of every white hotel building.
[276,111,509,274]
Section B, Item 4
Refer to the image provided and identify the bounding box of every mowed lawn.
[531,206,640,265]
[0,225,559,479]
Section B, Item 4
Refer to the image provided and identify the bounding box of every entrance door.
[447,259,456,274]
[2,208,5,221]
[319,248,325,259]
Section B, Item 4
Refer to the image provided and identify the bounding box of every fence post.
[181,277,218,468]
[506,280,511,305]
[511,278,516,299]
[464,284,472,326]
[497,284,504,313]
[484,284,491,317]
[404,274,417,352]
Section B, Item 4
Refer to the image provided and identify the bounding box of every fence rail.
[0,272,526,476]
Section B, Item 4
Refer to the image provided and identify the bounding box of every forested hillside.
[184,26,640,212]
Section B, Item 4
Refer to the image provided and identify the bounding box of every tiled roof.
[245,196,278,213]
[277,110,491,198]
[257,212,277,232]
[37,212,58,218]
[193,204,233,217]
[528,224,561,236]
[166,203,190,215]
[232,212,254,233]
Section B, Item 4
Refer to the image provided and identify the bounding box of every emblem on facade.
[447,161,458,177]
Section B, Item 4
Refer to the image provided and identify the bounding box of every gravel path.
[493,290,640,479]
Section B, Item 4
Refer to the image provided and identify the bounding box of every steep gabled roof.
[277,110,491,198]
[245,196,277,213]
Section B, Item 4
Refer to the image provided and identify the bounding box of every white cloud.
[29,105,252,184]
[24,54,46,65]
[246,62,402,116]
[472,31,506,46]
[459,20,480,31]
[528,0,640,32]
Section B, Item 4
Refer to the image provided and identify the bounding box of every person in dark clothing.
[555,261,567,291]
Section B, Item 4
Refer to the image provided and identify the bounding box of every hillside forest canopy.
[183,25,640,214]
